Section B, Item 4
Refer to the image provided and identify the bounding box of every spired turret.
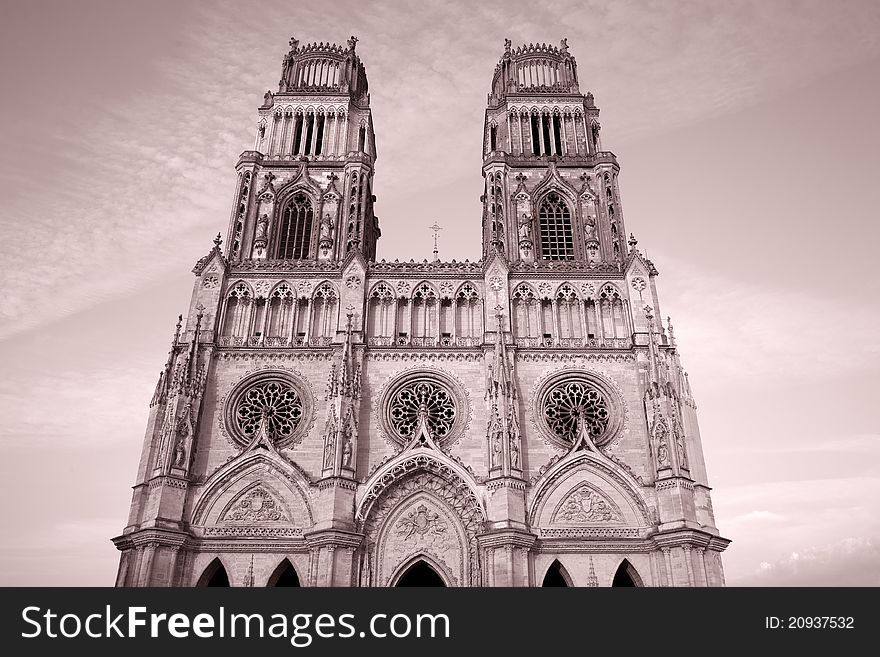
[228,35,379,264]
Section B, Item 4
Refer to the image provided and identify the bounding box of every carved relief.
[221,486,290,523]
[552,483,623,524]
[397,503,448,540]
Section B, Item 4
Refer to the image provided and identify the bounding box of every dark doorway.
[542,560,569,587]
[395,560,446,587]
[198,558,230,587]
[612,559,641,587]
[268,559,301,587]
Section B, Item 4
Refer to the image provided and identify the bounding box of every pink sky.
[1,0,879,585]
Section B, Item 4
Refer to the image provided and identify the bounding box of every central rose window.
[381,371,466,445]
[388,381,456,440]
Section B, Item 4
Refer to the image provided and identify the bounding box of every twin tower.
[113,37,729,587]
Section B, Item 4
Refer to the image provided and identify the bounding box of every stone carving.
[552,484,622,524]
[253,279,272,298]
[319,213,333,241]
[222,486,289,523]
[488,276,503,291]
[255,214,270,246]
[655,420,670,467]
[341,428,353,468]
[203,275,219,289]
[397,503,448,540]
[509,431,520,469]
[584,215,597,241]
[345,275,361,289]
[439,281,454,297]
[518,214,532,241]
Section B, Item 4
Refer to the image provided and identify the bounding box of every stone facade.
[112,37,730,587]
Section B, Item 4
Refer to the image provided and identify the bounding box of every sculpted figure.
[518,213,532,241]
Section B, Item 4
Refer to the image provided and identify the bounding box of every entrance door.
[395,560,446,587]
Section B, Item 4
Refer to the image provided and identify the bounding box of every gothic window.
[411,283,437,338]
[541,112,552,155]
[234,377,303,442]
[543,380,610,443]
[555,284,583,339]
[277,193,314,259]
[388,380,456,441]
[455,283,481,339]
[314,113,325,155]
[358,124,366,152]
[292,113,304,154]
[512,284,539,338]
[530,113,541,155]
[222,282,252,338]
[266,283,293,338]
[368,282,395,337]
[347,173,361,252]
[599,284,627,338]
[538,192,574,260]
[490,124,497,151]
[552,114,563,155]
[311,283,338,339]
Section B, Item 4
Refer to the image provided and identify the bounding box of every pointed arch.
[267,558,302,587]
[612,559,644,587]
[192,450,314,529]
[197,557,230,587]
[529,451,652,531]
[541,559,572,587]
[392,556,450,587]
[275,192,314,259]
[535,191,575,261]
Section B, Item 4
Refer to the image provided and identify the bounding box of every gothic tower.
[112,37,729,588]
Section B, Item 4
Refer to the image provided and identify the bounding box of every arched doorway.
[395,560,446,587]
[612,559,643,587]
[542,560,571,587]
[267,559,301,587]
[197,558,230,587]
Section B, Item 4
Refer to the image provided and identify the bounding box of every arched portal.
[395,560,446,587]
[541,559,571,587]
[612,559,643,587]
[267,559,301,587]
[197,558,230,587]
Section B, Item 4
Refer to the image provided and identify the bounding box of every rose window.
[543,380,610,443]
[234,378,303,442]
[388,381,456,440]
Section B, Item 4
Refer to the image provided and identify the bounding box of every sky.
[1,0,879,586]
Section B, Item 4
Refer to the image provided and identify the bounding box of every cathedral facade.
[112,37,730,587]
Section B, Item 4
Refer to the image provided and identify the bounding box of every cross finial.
[265,172,276,185]
[429,223,442,261]
[628,233,638,248]
[213,233,222,248]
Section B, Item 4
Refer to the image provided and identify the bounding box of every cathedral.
[112,36,730,587]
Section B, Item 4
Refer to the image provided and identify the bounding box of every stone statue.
[319,213,333,241]
[289,37,299,51]
[348,35,358,51]
[263,90,273,107]
[504,38,512,55]
[342,432,353,468]
[518,213,532,241]
[492,428,503,466]
[560,38,569,53]
[509,432,520,469]
[584,215,596,240]
[657,432,669,467]
[324,437,334,468]
[255,213,270,244]
[173,440,186,468]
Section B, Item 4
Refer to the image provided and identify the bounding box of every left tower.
[112,36,378,587]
